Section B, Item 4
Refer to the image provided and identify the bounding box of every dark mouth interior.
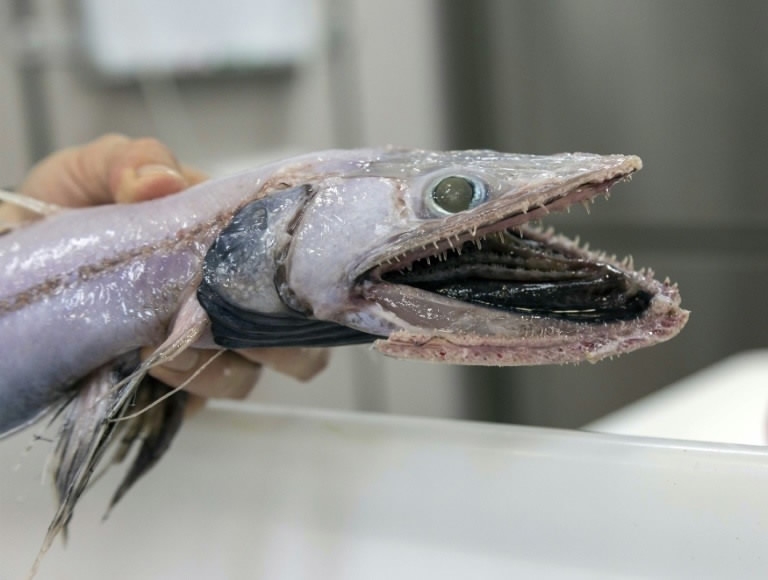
[381,229,652,323]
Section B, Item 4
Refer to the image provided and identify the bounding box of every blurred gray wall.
[442,0,768,426]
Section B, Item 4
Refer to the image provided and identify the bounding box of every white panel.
[3,405,768,578]
[588,350,768,445]
[80,0,317,77]
[351,0,447,149]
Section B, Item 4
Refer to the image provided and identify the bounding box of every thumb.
[20,134,200,207]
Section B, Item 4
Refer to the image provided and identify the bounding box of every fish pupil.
[431,176,476,213]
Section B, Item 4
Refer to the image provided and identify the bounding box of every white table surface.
[588,349,768,445]
[3,397,768,579]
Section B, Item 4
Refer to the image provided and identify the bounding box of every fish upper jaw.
[350,152,642,280]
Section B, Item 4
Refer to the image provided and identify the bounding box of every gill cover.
[197,186,375,348]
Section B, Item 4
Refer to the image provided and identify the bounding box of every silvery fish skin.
[0,148,687,568]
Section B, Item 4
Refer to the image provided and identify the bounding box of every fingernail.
[136,164,184,180]
[118,164,186,203]
[163,349,200,372]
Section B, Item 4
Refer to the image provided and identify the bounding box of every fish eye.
[427,176,487,215]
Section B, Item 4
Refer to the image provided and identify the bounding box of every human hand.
[6,134,329,406]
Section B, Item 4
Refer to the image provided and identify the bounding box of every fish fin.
[32,353,143,577]
[139,290,210,370]
[0,189,62,236]
[31,357,189,578]
[0,189,62,215]
[104,376,187,517]
[30,295,209,577]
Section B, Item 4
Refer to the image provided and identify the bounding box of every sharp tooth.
[426,256,431,265]
[433,241,440,250]
[497,232,505,243]
[573,235,581,247]
[583,242,590,251]
[447,237,455,250]
[475,238,483,250]
[581,201,591,214]
[471,225,477,237]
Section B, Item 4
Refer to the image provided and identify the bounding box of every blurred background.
[2,0,767,428]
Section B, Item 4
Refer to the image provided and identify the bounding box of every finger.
[145,348,261,399]
[20,134,132,205]
[109,141,209,202]
[109,137,194,203]
[238,347,330,382]
[184,394,208,417]
[180,164,209,187]
[19,134,203,207]
[0,196,32,225]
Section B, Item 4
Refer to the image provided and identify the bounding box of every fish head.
[280,148,688,365]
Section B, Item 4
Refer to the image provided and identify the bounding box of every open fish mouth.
[377,226,652,323]
[348,157,687,365]
[360,171,656,325]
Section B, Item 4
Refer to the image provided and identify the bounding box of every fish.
[0,148,688,566]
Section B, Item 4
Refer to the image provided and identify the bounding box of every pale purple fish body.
[0,148,688,561]
[1,166,254,434]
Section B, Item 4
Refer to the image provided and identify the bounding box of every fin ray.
[0,189,61,215]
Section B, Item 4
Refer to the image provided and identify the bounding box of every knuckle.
[93,133,130,149]
[131,136,166,150]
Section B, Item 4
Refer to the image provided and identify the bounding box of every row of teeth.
[377,230,505,269]
[503,181,616,217]
[375,183,626,271]
[376,232,670,287]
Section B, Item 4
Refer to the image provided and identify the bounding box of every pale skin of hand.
[2,134,329,410]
